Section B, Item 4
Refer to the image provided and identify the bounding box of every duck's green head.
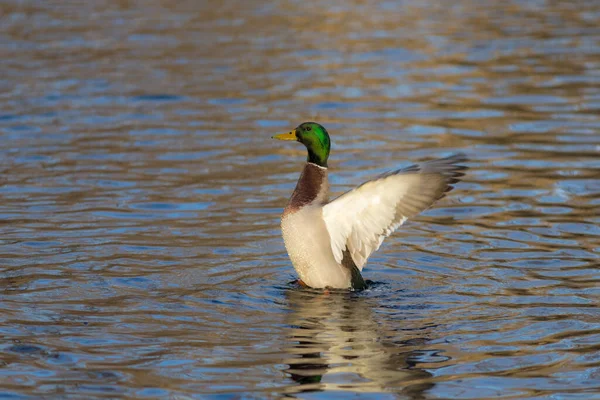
[272,122,331,167]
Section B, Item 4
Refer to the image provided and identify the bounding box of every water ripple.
[1,0,599,398]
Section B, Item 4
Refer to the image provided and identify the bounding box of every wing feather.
[322,154,468,270]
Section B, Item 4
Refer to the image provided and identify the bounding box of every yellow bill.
[272,129,298,141]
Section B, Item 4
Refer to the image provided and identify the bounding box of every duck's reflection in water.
[282,287,439,398]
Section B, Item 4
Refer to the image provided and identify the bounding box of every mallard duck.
[272,122,467,290]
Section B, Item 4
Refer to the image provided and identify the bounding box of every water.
[1,0,600,398]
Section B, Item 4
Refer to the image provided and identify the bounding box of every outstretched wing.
[322,154,468,270]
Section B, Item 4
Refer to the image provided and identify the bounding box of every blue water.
[1,0,599,398]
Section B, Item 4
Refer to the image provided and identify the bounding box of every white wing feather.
[322,154,467,270]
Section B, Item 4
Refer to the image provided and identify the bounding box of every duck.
[272,122,468,290]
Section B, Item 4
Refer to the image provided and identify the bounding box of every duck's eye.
[305,126,312,131]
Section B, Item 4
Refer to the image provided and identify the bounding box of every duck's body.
[281,162,365,289]
[273,122,467,290]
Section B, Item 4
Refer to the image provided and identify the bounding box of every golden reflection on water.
[283,288,434,397]
[0,0,599,398]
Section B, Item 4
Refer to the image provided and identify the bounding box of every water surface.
[1,0,600,398]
